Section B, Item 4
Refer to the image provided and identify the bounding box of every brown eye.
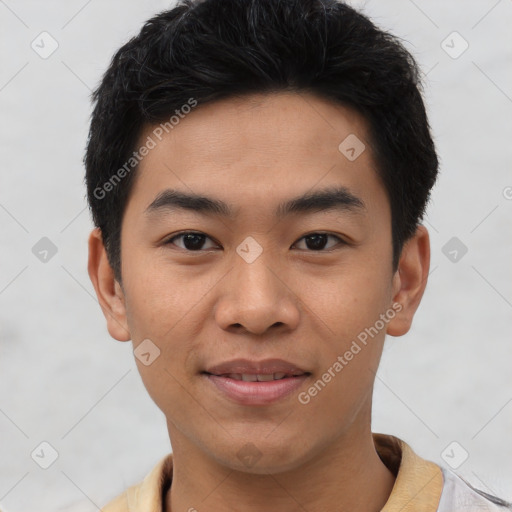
[293,233,344,251]
[165,232,219,251]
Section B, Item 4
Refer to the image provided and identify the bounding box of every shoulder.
[102,492,127,512]
[438,467,512,511]
[101,481,140,512]
[101,453,173,512]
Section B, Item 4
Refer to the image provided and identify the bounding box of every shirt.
[101,432,512,511]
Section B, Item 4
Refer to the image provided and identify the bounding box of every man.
[85,0,511,510]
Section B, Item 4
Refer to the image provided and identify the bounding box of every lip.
[204,358,308,376]
[203,373,310,405]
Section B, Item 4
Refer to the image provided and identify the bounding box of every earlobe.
[386,225,430,337]
[87,228,131,342]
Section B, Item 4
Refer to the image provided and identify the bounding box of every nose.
[214,249,300,336]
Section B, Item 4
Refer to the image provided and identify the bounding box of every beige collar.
[104,432,444,512]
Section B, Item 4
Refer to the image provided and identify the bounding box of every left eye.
[293,233,344,251]
[164,232,344,252]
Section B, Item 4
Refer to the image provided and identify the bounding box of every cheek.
[295,271,389,425]
[122,252,213,339]
[121,256,213,394]
[301,261,392,344]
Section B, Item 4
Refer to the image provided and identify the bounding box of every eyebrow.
[145,185,366,219]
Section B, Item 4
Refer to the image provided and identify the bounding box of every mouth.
[201,358,312,405]
[203,357,310,377]
[201,371,312,405]
[202,371,310,381]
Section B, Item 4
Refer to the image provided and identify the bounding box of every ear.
[387,224,430,337]
[87,228,131,342]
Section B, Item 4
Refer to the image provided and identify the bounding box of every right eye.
[164,231,220,252]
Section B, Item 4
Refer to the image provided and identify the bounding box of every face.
[89,91,429,474]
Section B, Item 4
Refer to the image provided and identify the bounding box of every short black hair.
[85,0,439,282]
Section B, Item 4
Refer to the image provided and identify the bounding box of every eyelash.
[163,231,347,252]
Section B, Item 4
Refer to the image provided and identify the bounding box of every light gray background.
[1,1,511,510]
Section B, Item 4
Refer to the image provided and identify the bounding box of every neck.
[164,425,396,512]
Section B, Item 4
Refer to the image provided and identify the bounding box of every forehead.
[126,91,387,220]
[141,92,371,165]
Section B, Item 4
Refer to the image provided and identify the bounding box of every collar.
[105,433,444,512]
[374,433,444,512]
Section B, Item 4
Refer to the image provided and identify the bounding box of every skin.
[88,91,430,512]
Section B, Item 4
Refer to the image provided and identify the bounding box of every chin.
[216,438,311,475]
